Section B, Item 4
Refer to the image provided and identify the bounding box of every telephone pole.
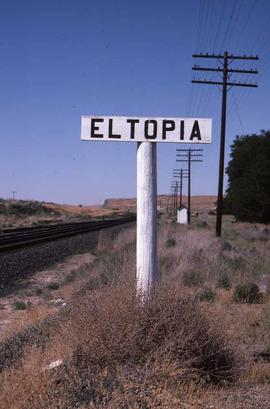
[170,184,173,214]
[192,52,258,236]
[170,181,178,215]
[169,184,174,214]
[177,149,203,224]
[166,190,171,213]
[173,168,188,208]
[173,170,181,209]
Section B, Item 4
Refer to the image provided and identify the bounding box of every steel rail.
[0,216,136,253]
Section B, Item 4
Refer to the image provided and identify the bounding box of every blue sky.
[0,0,269,204]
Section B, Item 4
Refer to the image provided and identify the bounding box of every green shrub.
[13,301,27,310]
[195,221,209,229]
[165,238,176,248]
[199,288,215,303]
[100,272,109,286]
[217,273,231,290]
[222,254,245,271]
[35,288,43,295]
[233,283,262,304]
[183,271,203,287]
[47,282,60,291]
[222,241,233,252]
[64,271,76,284]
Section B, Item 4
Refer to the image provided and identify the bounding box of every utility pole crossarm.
[192,79,257,88]
[192,66,258,74]
[192,53,259,60]
[176,148,203,151]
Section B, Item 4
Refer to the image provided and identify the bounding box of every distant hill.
[0,199,123,229]
[0,195,217,229]
[103,195,216,213]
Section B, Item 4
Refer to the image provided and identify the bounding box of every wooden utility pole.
[177,149,203,224]
[170,181,177,215]
[173,170,181,208]
[137,142,157,296]
[170,188,174,214]
[192,52,258,236]
[217,51,228,238]
[179,170,182,207]
[166,190,171,213]
[173,168,188,209]
[175,181,178,214]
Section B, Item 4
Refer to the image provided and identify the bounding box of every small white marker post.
[136,142,157,296]
[81,115,212,298]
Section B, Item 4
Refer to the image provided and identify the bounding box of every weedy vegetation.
[199,287,216,302]
[233,282,263,304]
[0,215,270,408]
[13,301,27,311]
[46,282,60,291]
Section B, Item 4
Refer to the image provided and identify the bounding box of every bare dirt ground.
[0,252,96,342]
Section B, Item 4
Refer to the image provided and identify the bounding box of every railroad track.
[0,216,136,253]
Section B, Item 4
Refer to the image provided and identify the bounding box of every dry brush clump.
[0,285,238,408]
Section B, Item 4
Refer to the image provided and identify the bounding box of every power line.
[236,0,258,50]
[226,0,244,48]
[231,92,245,135]
[212,0,227,51]
[219,0,239,52]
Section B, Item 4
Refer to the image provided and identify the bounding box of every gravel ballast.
[0,222,134,294]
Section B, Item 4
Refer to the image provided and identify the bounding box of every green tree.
[225,130,270,223]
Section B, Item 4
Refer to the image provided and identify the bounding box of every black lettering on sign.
[91,118,104,138]
[180,120,184,140]
[162,120,175,139]
[190,120,201,140]
[108,118,121,139]
[127,119,139,139]
[144,120,157,139]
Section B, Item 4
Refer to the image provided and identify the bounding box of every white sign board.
[81,116,212,143]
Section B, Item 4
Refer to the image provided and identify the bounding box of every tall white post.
[136,142,158,296]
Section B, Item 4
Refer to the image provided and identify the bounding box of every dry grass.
[0,284,237,409]
[159,217,270,288]
[1,217,270,408]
